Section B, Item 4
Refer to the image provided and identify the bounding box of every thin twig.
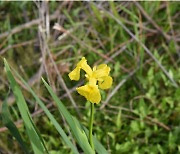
[100,68,138,110]
[38,1,51,87]
[98,5,178,88]
[0,5,60,40]
[104,45,127,64]
[46,41,81,116]
[133,1,171,41]
[39,20,81,116]
[0,39,36,55]
[53,23,114,63]
[166,1,180,58]
[100,54,154,110]
[107,104,170,131]
[145,116,170,131]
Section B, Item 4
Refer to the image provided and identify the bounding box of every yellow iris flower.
[68,57,113,104]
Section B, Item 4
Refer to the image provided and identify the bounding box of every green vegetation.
[0,1,180,154]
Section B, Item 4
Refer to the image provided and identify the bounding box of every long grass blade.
[42,78,94,154]
[2,95,29,154]
[83,126,108,154]
[8,61,79,154]
[71,117,108,154]
[42,78,108,154]
[4,59,48,154]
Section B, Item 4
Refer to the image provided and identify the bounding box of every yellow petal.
[88,77,97,86]
[93,64,110,79]
[88,85,101,104]
[68,67,80,81]
[77,57,92,76]
[76,85,89,98]
[97,64,107,69]
[68,57,92,80]
[98,76,113,89]
[76,84,101,104]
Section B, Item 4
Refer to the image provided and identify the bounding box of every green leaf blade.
[42,78,107,154]
[2,98,29,154]
[4,59,47,154]
[7,60,79,154]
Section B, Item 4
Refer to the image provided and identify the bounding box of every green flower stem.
[89,102,94,151]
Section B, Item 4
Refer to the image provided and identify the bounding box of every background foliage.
[0,1,180,154]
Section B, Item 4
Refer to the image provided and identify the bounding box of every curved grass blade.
[4,59,48,154]
[2,96,29,154]
[83,126,108,154]
[71,117,108,154]
[42,78,105,154]
[8,62,79,154]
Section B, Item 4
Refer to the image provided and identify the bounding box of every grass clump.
[0,1,180,153]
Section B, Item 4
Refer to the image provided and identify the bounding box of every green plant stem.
[89,102,94,151]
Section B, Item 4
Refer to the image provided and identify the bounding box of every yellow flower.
[68,57,113,104]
